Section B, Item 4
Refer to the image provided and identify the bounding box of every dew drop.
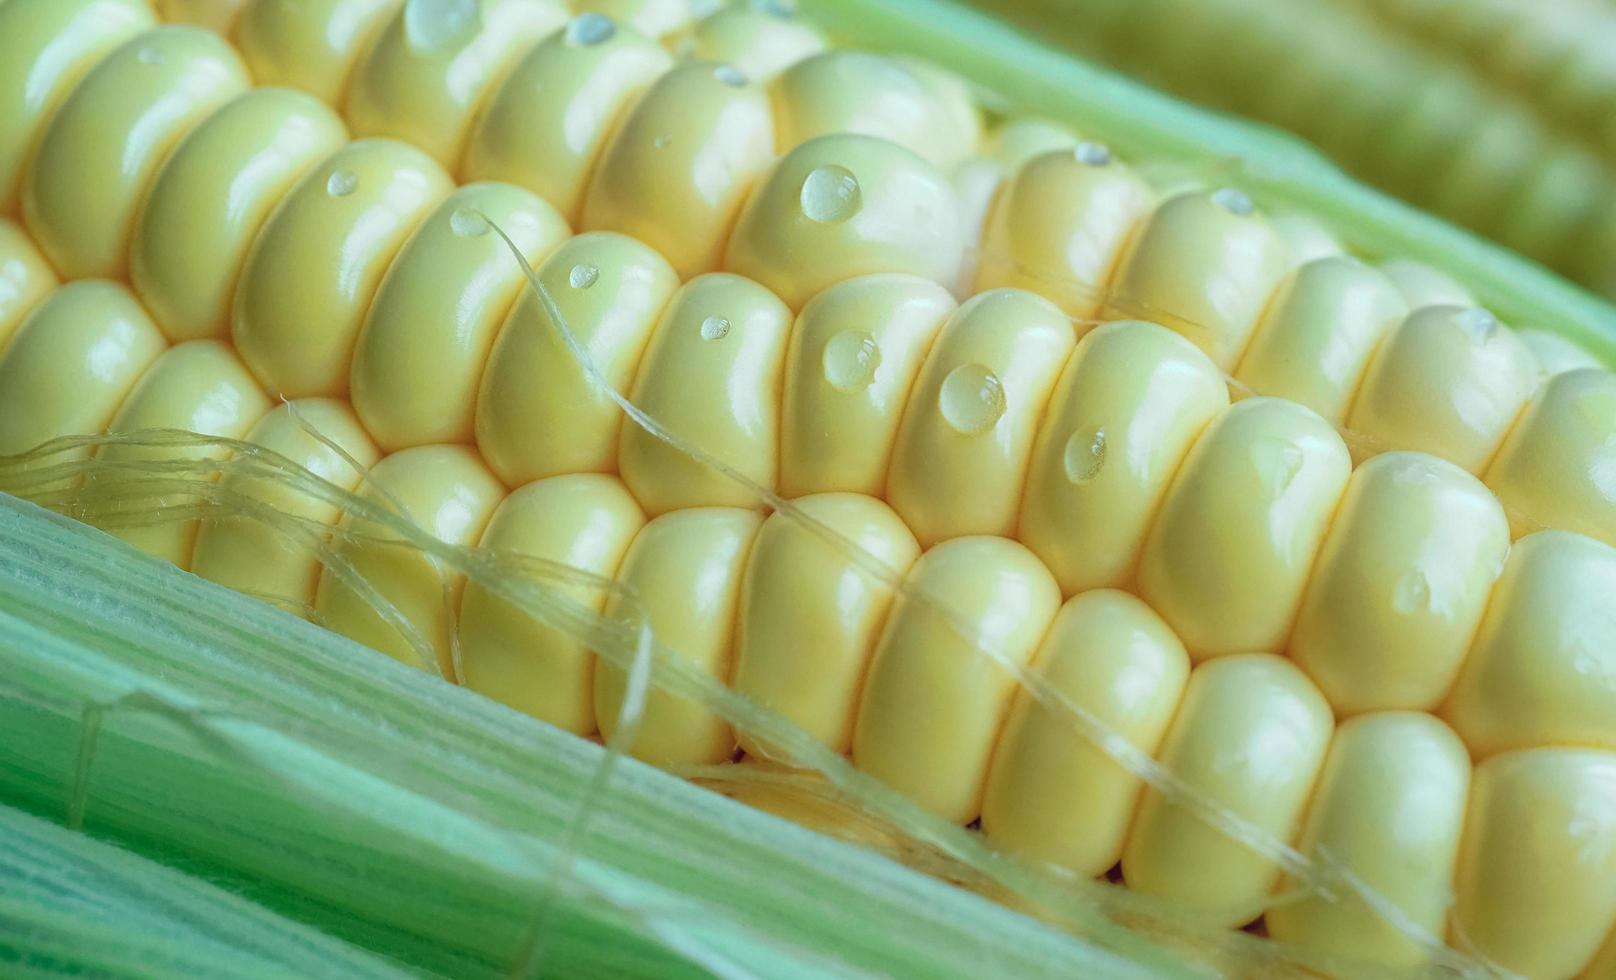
[938,363,1006,435]
[404,0,481,53]
[326,169,359,197]
[1392,571,1431,615]
[1073,140,1111,167]
[653,134,672,149]
[1212,186,1254,216]
[564,11,616,45]
[137,45,164,65]
[822,331,882,392]
[1063,426,1107,484]
[713,64,747,87]
[449,206,489,237]
[1456,307,1498,343]
[799,165,862,224]
[569,263,600,289]
[1251,437,1304,497]
[700,315,730,340]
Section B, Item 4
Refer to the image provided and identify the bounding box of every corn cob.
[1,1,1615,977]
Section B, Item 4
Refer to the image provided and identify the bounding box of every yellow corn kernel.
[984,117,1080,171]
[1289,452,1510,714]
[0,280,166,459]
[1519,327,1605,379]
[314,445,505,676]
[1348,306,1539,474]
[575,0,691,38]
[619,273,791,515]
[1442,530,1616,757]
[458,473,646,735]
[23,26,250,280]
[595,506,762,765]
[1233,256,1409,424]
[726,134,963,310]
[769,51,977,170]
[475,231,678,487]
[350,181,569,451]
[1138,397,1352,661]
[777,274,955,498]
[980,590,1190,876]
[1379,257,1476,308]
[233,139,453,398]
[1452,748,1616,980]
[231,0,401,105]
[190,399,381,608]
[896,58,982,158]
[853,535,1061,824]
[460,14,672,224]
[949,154,1004,292]
[1121,654,1333,928]
[974,143,1155,320]
[1103,188,1292,370]
[93,340,272,567]
[0,0,156,214]
[1582,925,1616,980]
[886,289,1075,547]
[157,0,247,33]
[1266,712,1471,968]
[1268,209,1345,263]
[1018,321,1229,596]
[684,1,826,81]
[581,61,774,278]
[344,0,566,170]
[0,218,59,352]
[1484,368,1616,546]
[131,88,348,341]
[732,493,920,756]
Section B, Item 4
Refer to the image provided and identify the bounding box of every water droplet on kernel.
[1456,307,1498,343]
[137,45,164,65]
[713,64,747,87]
[1212,186,1254,216]
[822,331,882,392]
[326,169,359,197]
[1073,140,1111,166]
[404,0,481,53]
[449,207,489,237]
[653,134,672,149]
[799,165,862,224]
[564,11,616,45]
[1063,426,1107,484]
[569,264,600,289]
[700,315,730,340]
[938,363,1006,435]
[1392,571,1431,615]
[1252,437,1304,496]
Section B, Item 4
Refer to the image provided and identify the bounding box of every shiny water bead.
[581,61,774,279]
[1452,748,1616,980]
[853,536,1062,824]
[769,51,979,170]
[1019,321,1229,596]
[460,18,672,223]
[974,144,1155,320]
[458,474,646,735]
[1518,327,1606,379]
[732,493,920,756]
[684,0,826,81]
[575,0,692,38]
[0,0,156,214]
[234,139,453,398]
[980,590,1191,876]
[619,273,792,515]
[595,507,762,765]
[313,445,505,677]
[1266,712,1471,968]
[778,275,955,498]
[1290,452,1510,715]
[0,281,166,460]
[1267,209,1345,263]
[131,89,348,342]
[886,289,1075,548]
[1102,189,1293,370]
[22,26,249,280]
[1121,654,1333,928]
[1233,256,1409,424]
[156,0,247,32]
[92,341,272,568]
[344,0,564,170]
[1348,305,1539,474]
[350,182,569,451]
[985,117,1081,171]
[0,220,58,352]
[475,232,679,487]
[233,0,401,104]
[1378,257,1476,308]
[1485,368,1616,545]
[1138,397,1352,660]
[1442,530,1616,757]
[190,399,380,609]
[725,134,963,309]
